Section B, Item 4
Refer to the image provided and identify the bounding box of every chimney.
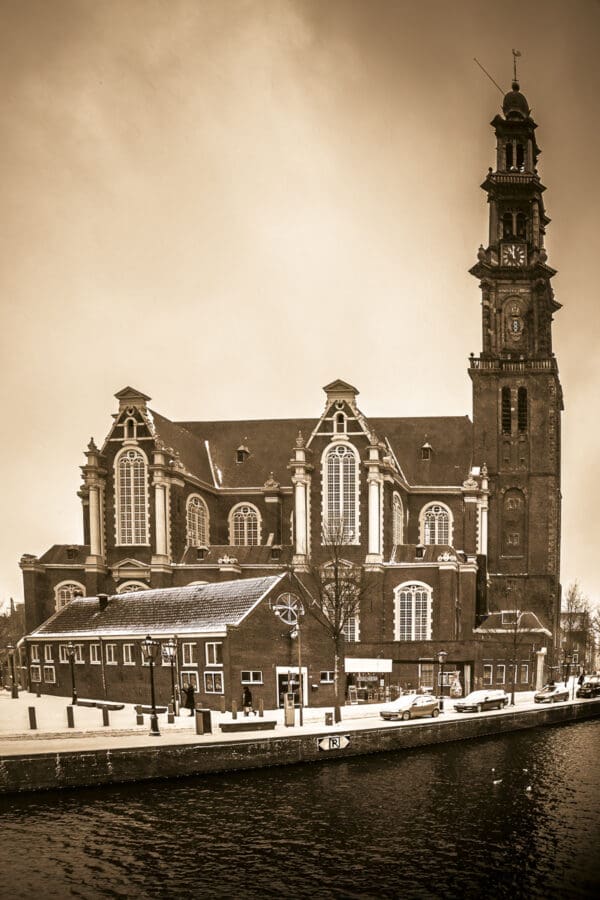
[98,593,109,611]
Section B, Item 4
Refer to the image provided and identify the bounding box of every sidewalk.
[0,687,542,757]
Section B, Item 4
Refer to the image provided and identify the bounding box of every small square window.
[106,644,117,665]
[123,644,136,665]
[59,645,69,664]
[241,671,263,684]
[90,644,101,665]
[182,643,196,666]
[496,664,506,685]
[483,664,493,686]
[30,644,40,663]
[320,671,334,684]
[43,665,56,684]
[30,665,41,683]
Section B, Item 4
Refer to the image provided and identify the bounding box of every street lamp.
[66,641,78,705]
[563,650,572,685]
[162,636,178,715]
[140,635,161,737]
[437,650,448,711]
[7,643,18,699]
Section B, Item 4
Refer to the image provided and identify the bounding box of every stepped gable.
[371,416,473,486]
[178,418,315,489]
[30,575,284,638]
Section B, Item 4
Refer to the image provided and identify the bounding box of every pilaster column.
[155,483,167,557]
[288,432,313,567]
[89,486,101,557]
[479,463,489,555]
[81,438,107,569]
[365,440,383,566]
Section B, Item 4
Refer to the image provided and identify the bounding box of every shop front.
[345,657,395,703]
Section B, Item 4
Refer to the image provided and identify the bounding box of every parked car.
[576,676,600,699]
[453,689,510,713]
[534,683,569,703]
[380,693,440,721]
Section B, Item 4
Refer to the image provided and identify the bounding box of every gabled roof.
[29,575,285,639]
[475,610,551,636]
[114,386,152,402]
[38,545,88,565]
[149,410,215,485]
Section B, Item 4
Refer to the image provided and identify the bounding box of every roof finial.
[512,48,522,89]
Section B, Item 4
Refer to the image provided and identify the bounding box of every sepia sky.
[1,0,599,610]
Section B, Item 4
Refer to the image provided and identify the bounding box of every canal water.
[1,721,599,899]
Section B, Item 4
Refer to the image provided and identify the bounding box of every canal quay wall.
[1,700,599,795]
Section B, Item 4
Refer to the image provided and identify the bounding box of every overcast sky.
[1,0,599,611]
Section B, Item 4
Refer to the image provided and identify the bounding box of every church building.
[20,78,563,707]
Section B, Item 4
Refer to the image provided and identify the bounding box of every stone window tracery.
[394,582,432,641]
[186,494,209,547]
[230,503,261,546]
[115,448,149,545]
[322,443,359,544]
[420,503,451,545]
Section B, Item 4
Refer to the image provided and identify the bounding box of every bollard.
[67,705,75,729]
[167,702,175,725]
[195,708,212,735]
[219,696,226,714]
[135,704,144,726]
[231,700,238,720]
[28,706,37,730]
[102,707,110,727]
[325,712,333,726]
[36,686,41,698]
[258,698,264,718]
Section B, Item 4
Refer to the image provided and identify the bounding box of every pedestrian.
[578,671,585,686]
[242,685,253,716]
[183,680,196,716]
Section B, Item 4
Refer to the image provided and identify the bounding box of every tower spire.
[512,48,522,88]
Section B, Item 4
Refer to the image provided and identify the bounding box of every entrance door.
[275,666,307,708]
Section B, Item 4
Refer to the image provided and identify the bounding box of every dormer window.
[334,412,346,434]
[421,443,432,461]
[236,444,250,463]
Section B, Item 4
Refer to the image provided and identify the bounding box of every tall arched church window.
[517,388,528,432]
[501,387,512,434]
[186,495,209,547]
[116,448,149,545]
[230,504,261,546]
[323,444,359,543]
[54,581,85,612]
[392,492,404,545]
[421,503,451,545]
[394,583,432,641]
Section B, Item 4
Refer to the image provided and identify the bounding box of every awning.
[345,657,392,673]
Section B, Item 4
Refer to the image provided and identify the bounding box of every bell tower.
[469,68,563,639]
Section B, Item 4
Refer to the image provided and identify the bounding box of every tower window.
[518,388,528,432]
[505,143,513,169]
[501,387,512,434]
[516,144,525,170]
[516,213,527,239]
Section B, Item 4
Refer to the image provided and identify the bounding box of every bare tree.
[291,518,372,723]
[561,581,593,673]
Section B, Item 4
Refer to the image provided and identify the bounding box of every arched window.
[518,387,528,432]
[516,212,527,239]
[394,582,432,641]
[322,443,359,543]
[124,417,137,439]
[115,448,149,545]
[55,581,85,611]
[501,489,526,558]
[230,504,261,546]
[420,503,451,545]
[501,386,512,434]
[186,495,209,547]
[116,581,148,594]
[334,412,346,434]
[392,493,404,545]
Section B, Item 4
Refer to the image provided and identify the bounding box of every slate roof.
[176,415,473,489]
[38,545,89,565]
[29,575,284,639]
[179,545,294,565]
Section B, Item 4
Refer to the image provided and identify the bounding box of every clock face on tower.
[501,243,527,267]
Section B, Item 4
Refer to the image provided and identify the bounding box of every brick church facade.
[21,79,563,706]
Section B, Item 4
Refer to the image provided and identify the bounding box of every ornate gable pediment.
[111,558,151,582]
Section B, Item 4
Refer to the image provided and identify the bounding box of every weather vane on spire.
[512,48,522,84]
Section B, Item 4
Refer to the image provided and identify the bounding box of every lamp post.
[66,641,78,705]
[437,650,448,711]
[162,636,178,715]
[7,643,18,699]
[141,635,161,736]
